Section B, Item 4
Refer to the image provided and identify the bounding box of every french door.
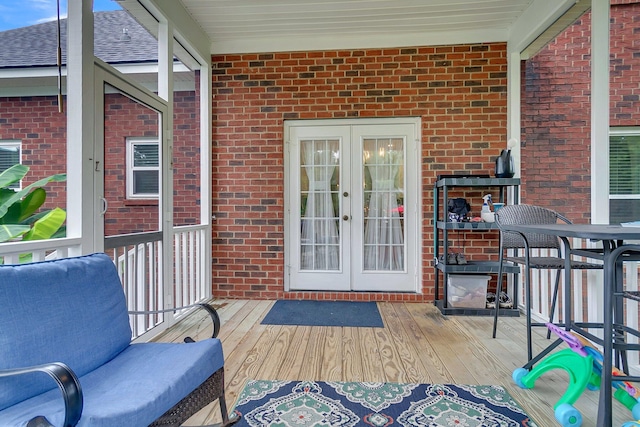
[284,118,420,292]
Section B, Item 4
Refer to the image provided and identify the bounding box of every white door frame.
[284,117,421,293]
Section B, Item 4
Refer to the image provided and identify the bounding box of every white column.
[591,0,610,225]
[66,0,96,254]
[587,0,611,361]
[506,50,522,180]
[158,20,176,311]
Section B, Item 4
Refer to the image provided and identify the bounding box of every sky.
[0,0,122,32]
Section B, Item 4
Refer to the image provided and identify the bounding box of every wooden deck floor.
[155,300,630,426]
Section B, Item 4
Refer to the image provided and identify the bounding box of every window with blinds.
[0,141,21,189]
[610,128,640,223]
[127,138,159,199]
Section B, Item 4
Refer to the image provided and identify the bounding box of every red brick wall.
[211,43,509,301]
[0,91,200,235]
[0,96,67,210]
[173,86,203,227]
[522,2,640,222]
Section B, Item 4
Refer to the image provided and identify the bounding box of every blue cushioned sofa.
[0,253,239,427]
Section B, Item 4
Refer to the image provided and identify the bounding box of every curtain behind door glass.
[363,138,404,271]
[300,139,340,270]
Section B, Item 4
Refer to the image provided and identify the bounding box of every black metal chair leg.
[525,264,533,362]
[492,239,505,338]
[546,270,562,339]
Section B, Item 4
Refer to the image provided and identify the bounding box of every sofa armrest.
[0,362,83,427]
[129,302,221,340]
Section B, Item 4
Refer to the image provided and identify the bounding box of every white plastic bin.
[447,274,490,308]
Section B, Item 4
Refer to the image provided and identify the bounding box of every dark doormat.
[260,300,384,327]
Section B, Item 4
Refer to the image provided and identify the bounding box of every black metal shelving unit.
[433,177,521,316]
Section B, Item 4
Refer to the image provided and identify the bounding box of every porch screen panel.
[362,137,405,271]
[103,83,160,236]
[300,139,340,271]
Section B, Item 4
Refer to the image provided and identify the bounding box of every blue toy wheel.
[555,403,582,427]
[621,423,640,427]
[512,367,530,388]
[633,402,640,421]
[586,383,599,391]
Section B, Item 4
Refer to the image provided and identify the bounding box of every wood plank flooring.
[154,300,630,426]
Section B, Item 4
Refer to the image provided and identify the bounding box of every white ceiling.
[178,0,537,54]
[117,0,589,58]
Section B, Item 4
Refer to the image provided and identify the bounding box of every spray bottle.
[481,194,495,222]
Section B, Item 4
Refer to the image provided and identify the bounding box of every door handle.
[343,215,350,221]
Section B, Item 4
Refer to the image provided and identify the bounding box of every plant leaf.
[0,173,66,219]
[0,164,28,189]
[0,188,47,225]
[18,188,47,222]
[0,202,21,225]
[51,225,67,239]
[0,188,17,207]
[22,208,66,241]
[0,224,30,243]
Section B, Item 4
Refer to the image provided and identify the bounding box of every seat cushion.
[0,339,224,427]
[0,254,132,410]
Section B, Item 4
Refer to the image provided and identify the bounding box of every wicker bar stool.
[491,204,603,362]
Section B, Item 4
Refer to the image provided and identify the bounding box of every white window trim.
[126,137,159,199]
[0,140,22,190]
[609,126,640,221]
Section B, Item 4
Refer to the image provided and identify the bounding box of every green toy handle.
[520,348,594,409]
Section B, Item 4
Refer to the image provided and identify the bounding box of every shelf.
[435,261,521,274]
[436,221,497,230]
[435,177,520,188]
[434,299,520,317]
[433,177,520,315]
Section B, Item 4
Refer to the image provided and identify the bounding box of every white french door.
[284,118,420,292]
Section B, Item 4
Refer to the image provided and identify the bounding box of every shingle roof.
[0,11,157,69]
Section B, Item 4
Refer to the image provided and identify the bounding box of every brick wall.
[0,96,67,210]
[211,43,509,301]
[522,1,640,222]
[0,90,200,235]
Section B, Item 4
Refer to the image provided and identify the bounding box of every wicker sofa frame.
[0,254,240,427]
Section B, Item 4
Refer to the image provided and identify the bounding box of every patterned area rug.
[232,380,537,426]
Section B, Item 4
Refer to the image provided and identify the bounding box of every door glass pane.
[299,139,340,271]
[362,137,405,271]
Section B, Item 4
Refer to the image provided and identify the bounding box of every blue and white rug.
[232,380,537,426]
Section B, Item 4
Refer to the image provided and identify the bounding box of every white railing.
[0,237,83,264]
[524,238,640,373]
[105,225,211,339]
[1,225,210,341]
[173,225,209,308]
[105,231,164,339]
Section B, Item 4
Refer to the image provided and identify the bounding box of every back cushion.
[0,253,132,410]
